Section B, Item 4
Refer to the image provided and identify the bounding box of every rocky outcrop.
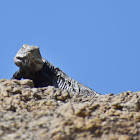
[0,79,140,140]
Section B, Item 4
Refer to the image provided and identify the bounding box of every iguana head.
[14,44,44,71]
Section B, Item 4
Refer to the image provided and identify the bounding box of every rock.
[19,79,34,88]
[0,79,140,139]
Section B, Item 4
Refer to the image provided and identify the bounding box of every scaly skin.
[12,44,100,96]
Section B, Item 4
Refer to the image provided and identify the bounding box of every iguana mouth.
[16,56,23,60]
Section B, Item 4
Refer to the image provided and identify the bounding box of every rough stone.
[0,79,140,139]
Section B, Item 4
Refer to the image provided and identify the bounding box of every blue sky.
[0,0,140,94]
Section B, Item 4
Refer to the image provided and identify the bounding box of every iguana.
[12,44,100,96]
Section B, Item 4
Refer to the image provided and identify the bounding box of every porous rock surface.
[0,79,140,140]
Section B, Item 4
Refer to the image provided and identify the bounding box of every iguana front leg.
[11,70,22,80]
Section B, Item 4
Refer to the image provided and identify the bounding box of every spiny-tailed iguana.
[12,44,100,96]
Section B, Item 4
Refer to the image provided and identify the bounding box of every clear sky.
[0,0,140,94]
